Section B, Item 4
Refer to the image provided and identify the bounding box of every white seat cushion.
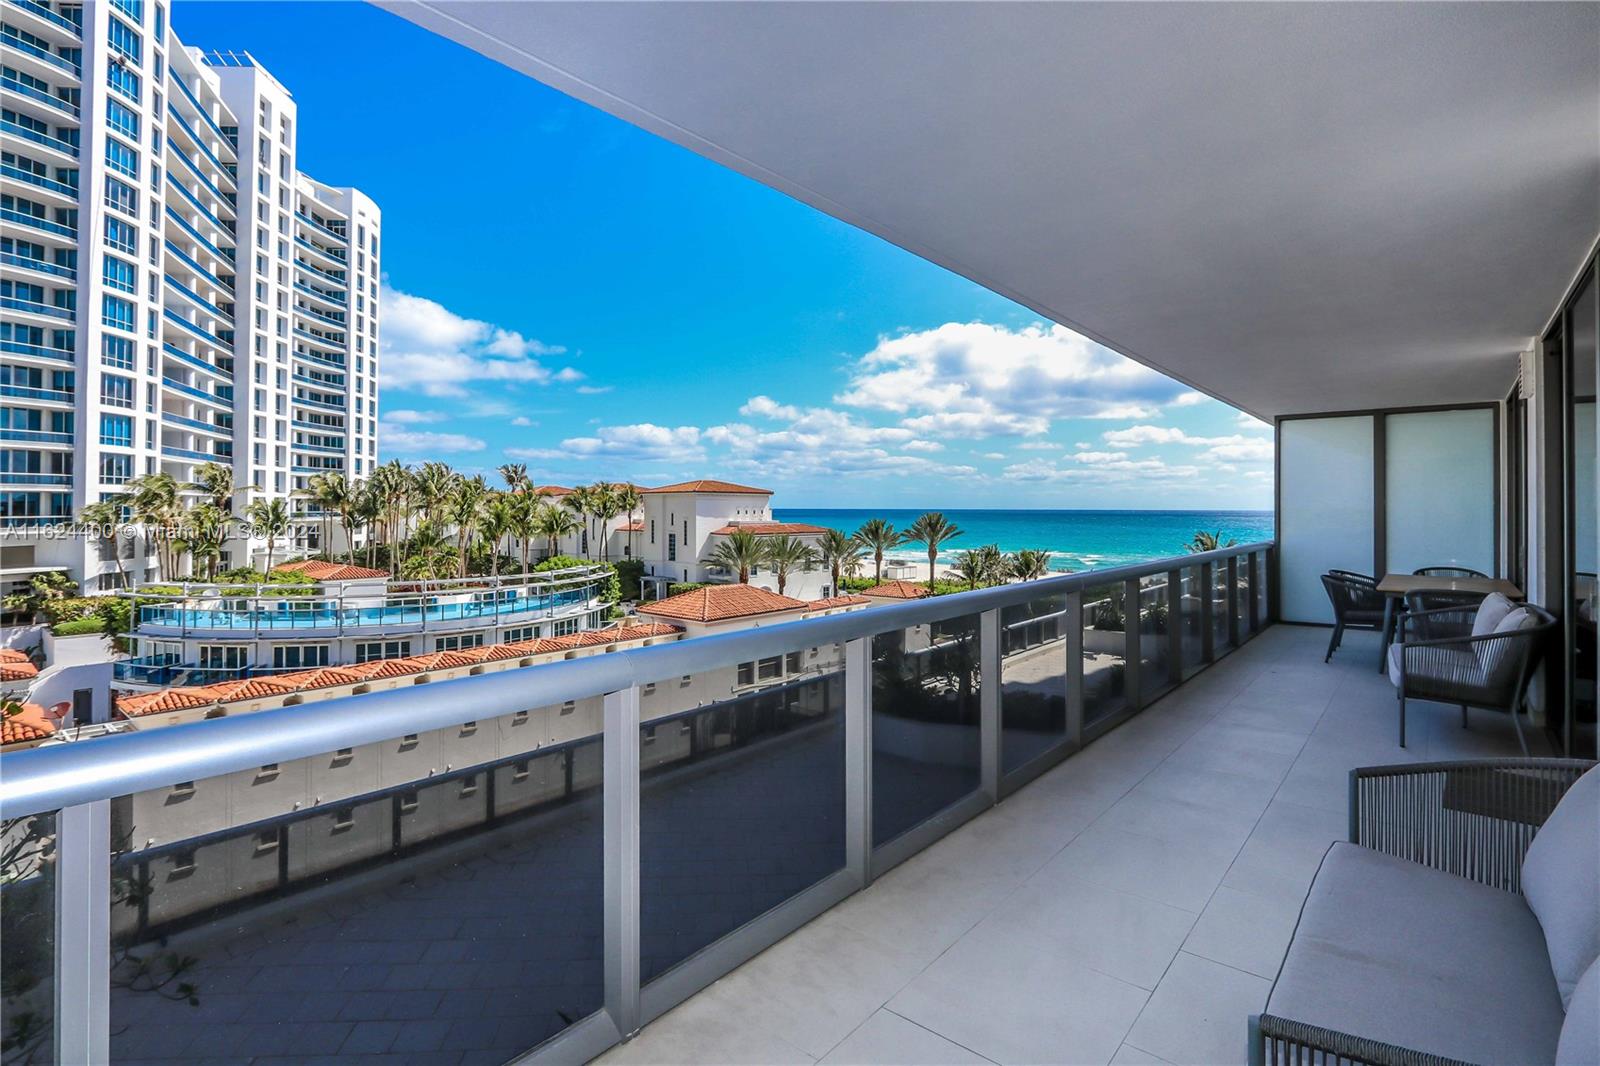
[1268,842,1564,1062]
[1472,592,1516,637]
[1558,955,1600,1065]
[1523,764,1600,1010]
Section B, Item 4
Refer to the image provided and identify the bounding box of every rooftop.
[860,579,932,600]
[642,479,773,495]
[0,702,53,745]
[710,522,831,536]
[637,583,812,623]
[273,559,389,581]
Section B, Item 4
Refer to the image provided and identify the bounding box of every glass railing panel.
[1,811,56,1064]
[639,648,845,984]
[1082,584,1128,725]
[1254,552,1270,630]
[1178,566,1206,678]
[1138,574,1173,701]
[1234,558,1252,638]
[106,713,605,1062]
[871,613,982,847]
[1211,564,1233,655]
[999,594,1068,774]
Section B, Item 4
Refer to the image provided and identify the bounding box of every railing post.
[1123,578,1142,710]
[1199,561,1215,663]
[1226,555,1240,648]
[1167,568,1183,686]
[979,609,1002,802]
[1247,552,1261,634]
[603,685,641,1039]
[55,799,110,1066]
[844,637,872,886]
[1064,591,1084,748]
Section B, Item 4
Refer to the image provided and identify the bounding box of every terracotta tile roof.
[343,658,422,680]
[117,688,219,717]
[111,622,687,720]
[0,659,39,682]
[0,649,31,663]
[192,677,301,703]
[2,702,55,744]
[861,579,932,600]
[616,520,644,532]
[274,560,389,581]
[525,484,572,497]
[642,479,772,495]
[272,666,368,691]
[710,522,830,536]
[808,595,873,610]
[638,584,808,623]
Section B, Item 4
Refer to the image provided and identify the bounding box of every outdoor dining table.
[1373,573,1524,672]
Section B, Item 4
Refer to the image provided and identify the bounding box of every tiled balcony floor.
[598,624,1551,1066]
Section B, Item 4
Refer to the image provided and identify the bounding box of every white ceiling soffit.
[386,1,1600,420]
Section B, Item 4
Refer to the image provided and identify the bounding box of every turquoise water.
[772,508,1274,572]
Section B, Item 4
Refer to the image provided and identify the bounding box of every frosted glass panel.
[1385,409,1495,577]
[1279,416,1374,623]
[1577,402,1595,575]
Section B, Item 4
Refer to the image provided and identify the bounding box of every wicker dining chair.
[1412,565,1489,579]
[1321,572,1386,663]
[1400,588,1489,639]
[1389,602,1556,754]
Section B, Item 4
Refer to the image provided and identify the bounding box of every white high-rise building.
[0,0,379,592]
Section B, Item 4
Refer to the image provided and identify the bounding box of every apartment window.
[107,16,142,63]
[111,0,143,23]
[271,644,329,670]
[98,414,131,448]
[757,656,783,681]
[511,760,529,782]
[667,532,677,562]
[198,646,247,670]
[101,335,134,369]
[501,625,537,643]
[99,374,133,409]
[354,640,409,663]
[786,651,803,674]
[434,633,484,652]
[170,848,195,873]
[512,710,529,726]
[104,138,139,180]
[737,661,755,686]
[106,62,139,103]
[650,519,655,544]
[552,617,579,637]
[154,3,164,41]
[102,255,135,294]
[99,453,131,484]
[101,295,134,332]
[459,775,479,798]
[103,175,137,217]
[106,100,139,140]
[331,808,354,831]
[104,218,137,256]
[254,830,279,854]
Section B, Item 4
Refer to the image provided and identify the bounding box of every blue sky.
[175,2,1273,509]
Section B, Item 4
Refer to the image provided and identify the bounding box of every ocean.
[771,508,1275,572]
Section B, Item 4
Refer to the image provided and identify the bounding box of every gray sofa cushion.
[1267,842,1565,1062]
[1523,764,1600,1010]
[1387,642,1480,689]
[1558,956,1599,1065]
[1472,591,1516,637]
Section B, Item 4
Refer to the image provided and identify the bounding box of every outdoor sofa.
[1249,758,1600,1065]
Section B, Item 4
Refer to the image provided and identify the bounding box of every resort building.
[0,3,378,589]
[1,7,1597,1066]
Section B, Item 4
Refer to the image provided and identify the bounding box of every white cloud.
[902,440,945,453]
[510,416,535,427]
[554,367,585,383]
[1101,423,1274,463]
[1169,390,1208,407]
[1017,441,1063,451]
[1236,411,1269,429]
[835,321,1187,439]
[378,421,486,455]
[1002,455,1201,485]
[508,423,704,464]
[1069,450,1129,463]
[383,409,444,425]
[740,395,802,421]
[576,385,613,395]
[978,451,1006,460]
[380,285,578,398]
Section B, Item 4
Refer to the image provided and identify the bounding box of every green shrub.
[613,558,646,599]
[41,596,99,625]
[666,582,708,597]
[532,554,590,573]
[51,617,105,636]
[840,576,877,593]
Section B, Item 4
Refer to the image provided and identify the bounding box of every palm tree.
[591,482,621,562]
[182,504,228,581]
[905,512,964,593]
[401,524,454,580]
[245,497,291,573]
[127,472,182,579]
[951,549,988,591]
[702,529,765,584]
[1187,530,1237,553]
[498,462,529,493]
[854,518,900,585]
[817,528,866,594]
[509,493,541,575]
[762,535,819,595]
[449,475,489,576]
[78,497,129,587]
[188,461,235,513]
[414,461,456,528]
[480,495,515,578]
[352,484,383,567]
[535,504,581,558]
[616,483,643,559]
[304,472,349,560]
[562,485,594,557]
[1008,549,1052,582]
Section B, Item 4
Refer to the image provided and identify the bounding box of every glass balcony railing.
[0,295,74,320]
[0,118,77,157]
[0,383,73,404]
[1,206,74,238]
[0,339,72,361]
[0,249,76,280]
[0,73,78,117]
[5,0,82,36]
[0,542,1273,1063]
[0,30,80,74]
[0,162,78,200]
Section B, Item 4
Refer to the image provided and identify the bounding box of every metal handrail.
[0,542,1269,819]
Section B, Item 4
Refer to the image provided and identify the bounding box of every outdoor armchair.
[1322,572,1387,663]
[1412,565,1490,579]
[1388,602,1555,754]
